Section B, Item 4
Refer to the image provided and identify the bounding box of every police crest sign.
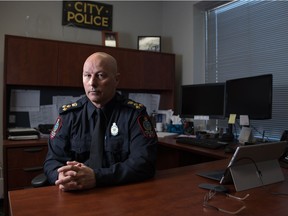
[62,1,113,31]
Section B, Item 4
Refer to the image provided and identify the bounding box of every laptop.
[197,141,287,191]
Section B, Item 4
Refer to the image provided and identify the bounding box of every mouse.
[224,146,235,153]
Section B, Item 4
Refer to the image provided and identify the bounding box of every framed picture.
[102,31,118,47]
[138,36,161,52]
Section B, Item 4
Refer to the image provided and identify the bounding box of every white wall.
[0,1,204,164]
[161,1,205,108]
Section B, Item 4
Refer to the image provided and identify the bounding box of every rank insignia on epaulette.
[62,103,78,111]
[127,100,144,109]
[50,117,62,139]
[137,115,156,138]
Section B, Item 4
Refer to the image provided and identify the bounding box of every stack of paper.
[8,128,39,140]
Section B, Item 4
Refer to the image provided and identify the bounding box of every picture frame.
[102,31,118,47]
[138,36,161,52]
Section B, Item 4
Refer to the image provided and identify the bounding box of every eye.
[83,73,91,78]
[96,72,106,80]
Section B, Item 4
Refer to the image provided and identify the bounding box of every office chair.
[31,173,49,187]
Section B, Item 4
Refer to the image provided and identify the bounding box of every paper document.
[10,89,40,112]
[156,132,178,138]
[129,93,160,115]
[29,104,58,128]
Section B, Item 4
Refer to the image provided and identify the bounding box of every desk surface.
[9,159,288,216]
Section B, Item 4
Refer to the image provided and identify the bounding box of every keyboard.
[175,137,227,149]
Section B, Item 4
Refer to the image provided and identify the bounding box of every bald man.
[44,52,158,191]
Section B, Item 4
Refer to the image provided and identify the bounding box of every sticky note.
[228,114,236,124]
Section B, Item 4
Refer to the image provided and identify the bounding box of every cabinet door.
[5,35,58,86]
[6,144,48,189]
[116,50,174,90]
[58,43,109,87]
[141,52,174,90]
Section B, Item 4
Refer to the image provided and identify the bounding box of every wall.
[0,1,204,164]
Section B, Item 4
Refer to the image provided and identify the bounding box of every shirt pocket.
[104,136,129,164]
[70,137,91,162]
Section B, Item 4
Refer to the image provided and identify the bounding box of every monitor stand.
[221,124,234,141]
[230,159,284,191]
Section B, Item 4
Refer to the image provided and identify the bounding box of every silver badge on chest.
[111,122,119,136]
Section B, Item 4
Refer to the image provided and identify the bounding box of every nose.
[88,74,97,86]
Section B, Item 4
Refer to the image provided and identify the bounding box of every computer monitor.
[180,83,226,119]
[225,74,273,120]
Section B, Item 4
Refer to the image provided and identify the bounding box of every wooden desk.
[157,137,230,169]
[9,159,288,216]
[158,137,229,159]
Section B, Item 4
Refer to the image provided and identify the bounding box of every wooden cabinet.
[5,35,58,86]
[5,35,175,92]
[3,139,48,215]
[57,40,175,91]
[58,42,98,87]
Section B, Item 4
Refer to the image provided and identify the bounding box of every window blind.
[205,1,288,140]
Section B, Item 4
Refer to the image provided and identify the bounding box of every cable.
[232,157,288,197]
[249,124,270,142]
[231,157,264,185]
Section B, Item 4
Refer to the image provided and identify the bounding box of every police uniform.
[44,92,158,186]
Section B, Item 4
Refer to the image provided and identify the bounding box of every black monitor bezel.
[225,74,273,120]
[180,82,226,119]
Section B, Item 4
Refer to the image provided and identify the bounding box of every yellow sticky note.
[228,114,236,124]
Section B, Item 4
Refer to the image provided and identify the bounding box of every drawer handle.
[23,166,43,172]
[24,147,43,152]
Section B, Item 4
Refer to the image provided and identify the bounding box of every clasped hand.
[55,161,96,191]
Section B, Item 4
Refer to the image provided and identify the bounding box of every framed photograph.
[102,31,118,47]
[138,36,161,52]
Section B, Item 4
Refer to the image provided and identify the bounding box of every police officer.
[44,52,158,191]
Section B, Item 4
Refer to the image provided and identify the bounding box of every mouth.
[89,89,101,95]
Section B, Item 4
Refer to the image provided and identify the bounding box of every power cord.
[231,157,264,185]
[231,157,288,197]
[249,124,270,142]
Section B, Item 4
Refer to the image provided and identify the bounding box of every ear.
[115,72,120,84]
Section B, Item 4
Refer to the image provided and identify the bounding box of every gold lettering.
[102,17,108,27]
[67,11,75,21]
[83,2,87,13]
[95,5,104,15]
[65,6,111,28]
[86,3,94,14]
[74,2,82,12]
[94,16,101,26]
[84,15,93,25]
[75,13,84,23]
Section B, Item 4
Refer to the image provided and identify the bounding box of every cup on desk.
[156,122,163,132]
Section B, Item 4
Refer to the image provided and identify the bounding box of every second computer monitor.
[225,74,273,120]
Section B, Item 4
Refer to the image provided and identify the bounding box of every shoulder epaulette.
[126,99,145,110]
[59,97,86,114]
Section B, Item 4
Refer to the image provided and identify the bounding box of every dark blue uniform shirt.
[44,93,158,186]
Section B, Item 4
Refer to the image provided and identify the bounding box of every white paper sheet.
[29,104,58,128]
[129,93,160,115]
[10,89,40,112]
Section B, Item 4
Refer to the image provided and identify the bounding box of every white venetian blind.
[205,1,288,140]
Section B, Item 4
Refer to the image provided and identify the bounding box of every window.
[205,1,288,140]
